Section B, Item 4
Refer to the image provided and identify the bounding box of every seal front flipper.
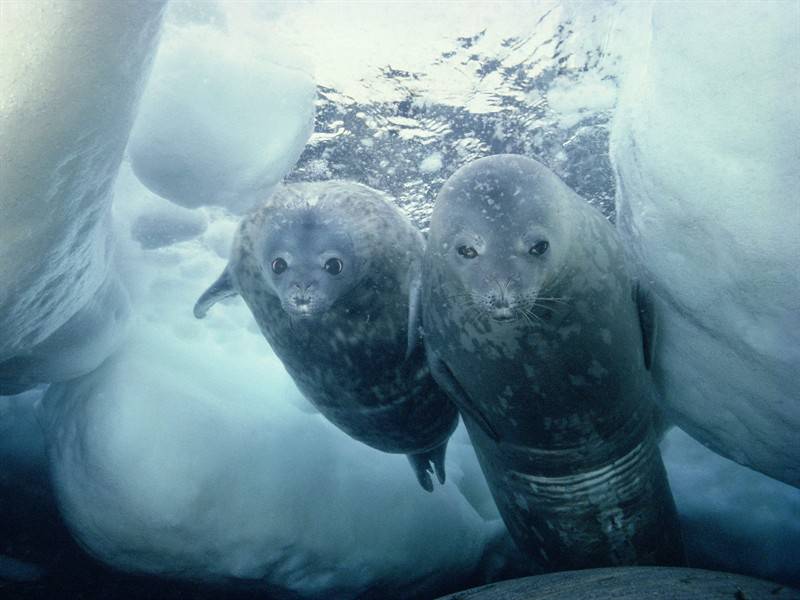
[427,352,500,443]
[405,260,422,361]
[634,280,656,370]
[194,267,238,319]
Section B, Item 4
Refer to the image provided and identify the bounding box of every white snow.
[611,1,800,486]
[0,1,165,388]
[127,23,316,212]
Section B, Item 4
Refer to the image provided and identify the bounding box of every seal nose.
[290,282,316,295]
[488,284,512,309]
[491,295,510,309]
[488,282,517,322]
[289,281,317,310]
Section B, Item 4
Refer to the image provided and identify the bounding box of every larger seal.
[195,181,458,491]
[422,155,684,568]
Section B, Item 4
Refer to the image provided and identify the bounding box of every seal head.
[261,209,360,319]
[430,155,573,325]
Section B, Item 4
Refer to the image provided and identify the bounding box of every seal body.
[195,181,458,491]
[422,155,684,568]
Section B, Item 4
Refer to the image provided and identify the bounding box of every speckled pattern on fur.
[196,181,458,490]
[423,155,684,569]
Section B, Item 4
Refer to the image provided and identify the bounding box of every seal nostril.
[491,295,510,309]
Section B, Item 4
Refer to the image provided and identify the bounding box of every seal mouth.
[282,300,326,319]
[490,307,517,323]
[286,309,319,319]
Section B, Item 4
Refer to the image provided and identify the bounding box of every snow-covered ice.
[611,1,800,487]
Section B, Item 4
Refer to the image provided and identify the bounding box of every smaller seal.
[195,181,458,491]
[423,155,684,569]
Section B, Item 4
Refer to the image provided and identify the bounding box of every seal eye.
[457,245,479,259]
[323,257,344,275]
[271,257,288,274]
[529,241,549,256]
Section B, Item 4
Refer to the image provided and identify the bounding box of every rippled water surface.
[249,1,626,225]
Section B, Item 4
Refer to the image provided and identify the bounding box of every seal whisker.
[470,292,486,310]
[489,276,506,296]
[517,308,535,328]
[466,310,479,326]
[445,292,476,303]
[520,307,544,324]
[535,296,570,305]
[465,305,486,329]
[531,302,557,313]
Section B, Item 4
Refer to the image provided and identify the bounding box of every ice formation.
[611,2,800,487]
[0,276,130,394]
[661,428,800,585]
[127,23,316,212]
[131,205,208,250]
[0,556,44,583]
[0,0,166,390]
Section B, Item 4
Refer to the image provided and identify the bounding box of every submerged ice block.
[127,25,316,212]
[0,0,167,388]
[40,328,494,597]
[611,2,800,486]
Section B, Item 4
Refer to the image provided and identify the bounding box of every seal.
[422,155,685,568]
[194,181,458,491]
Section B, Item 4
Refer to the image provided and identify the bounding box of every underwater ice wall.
[0,0,167,392]
[612,2,800,487]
